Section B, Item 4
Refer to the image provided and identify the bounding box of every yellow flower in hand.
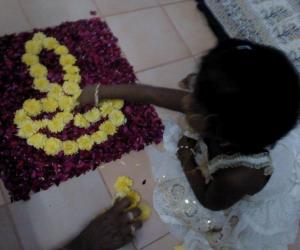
[47,117,65,133]
[17,122,39,139]
[91,131,107,144]
[44,138,62,156]
[63,65,79,74]
[137,203,152,221]
[32,32,46,42]
[55,112,73,124]
[109,110,125,126]
[47,84,63,100]
[33,77,50,92]
[23,99,42,116]
[111,99,124,110]
[14,109,30,126]
[58,95,75,111]
[55,45,69,55]
[30,64,47,78]
[84,108,101,123]
[62,81,81,97]
[41,98,58,113]
[77,135,94,151]
[74,114,90,128]
[99,121,117,135]
[114,176,133,193]
[22,54,39,66]
[60,54,76,66]
[63,140,79,155]
[126,191,141,209]
[25,40,42,55]
[27,133,47,149]
[43,37,59,50]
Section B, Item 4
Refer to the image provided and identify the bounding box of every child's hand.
[177,136,197,170]
[78,85,97,107]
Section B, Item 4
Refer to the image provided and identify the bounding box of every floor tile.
[9,171,111,250]
[159,0,186,4]
[0,0,31,35]
[20,0,98,29]
[164,1,217,55]
[94,0,158,16]
[99,150,169,249]
[106,7,190,72]
[0,205,22,250]
[142,233,180,250]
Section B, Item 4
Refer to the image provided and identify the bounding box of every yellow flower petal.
[33,77,50,92]
[32,32,46,42]
[23,99,42,117]
[62,140,79,155]
[63,65,80,74]
[55,112,73,124]
[30,64,47,78]
[63,74,81,84]
[111,99,124,110]
[60,54,76,66]
[58,95,75,111]
[22,53,39,66]
[100,101,114,116]
[84,108,101,123]
[74,114,90,128]
[62,81,81,97]
[55,45,69,55]
[14,109,30,126]
[47,84,64,100]
[126,191,141,209]
[47,117,65,133]
[109,110,125,126]
[44,138,62,156]
[114,176,133,193]
[43,37,59,50]
[41,98,58,113]
[27,133,47,149]
[17,122,39,138]
[77,135,94,151]
[25,40,42,55]
[137,203,152,221]
[91,131,107,144]
[99,120,117,135]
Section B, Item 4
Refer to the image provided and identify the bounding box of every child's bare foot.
[64,197,142,250]
[178,73,197,90]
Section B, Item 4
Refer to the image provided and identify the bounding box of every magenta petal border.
[0,18,164,201]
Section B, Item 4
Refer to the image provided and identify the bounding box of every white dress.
[146,119,300,250]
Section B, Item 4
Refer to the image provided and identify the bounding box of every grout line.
[101,5,160,19]
[16,0,34,30]
[140,232,170,249]
[160,3,194,57]
[158,0,190,6]
[90,0,104,17]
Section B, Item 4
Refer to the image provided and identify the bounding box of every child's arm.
[78,84,191,112]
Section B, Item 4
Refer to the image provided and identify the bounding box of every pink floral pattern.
[0,18,163,201]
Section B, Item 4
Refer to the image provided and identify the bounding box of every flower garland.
[14,32,126,156]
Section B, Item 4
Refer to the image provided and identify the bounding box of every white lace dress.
[146,120,300,250]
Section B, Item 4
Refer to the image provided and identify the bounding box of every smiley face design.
[13,32,126,156]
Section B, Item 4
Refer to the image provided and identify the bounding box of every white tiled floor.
[0,0,299,249]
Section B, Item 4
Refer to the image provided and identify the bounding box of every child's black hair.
[194,39,300,152]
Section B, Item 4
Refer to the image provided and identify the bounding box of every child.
[79,39,300,249]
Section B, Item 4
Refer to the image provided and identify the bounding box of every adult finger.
[113,197,132,212]
[120,207,142,224]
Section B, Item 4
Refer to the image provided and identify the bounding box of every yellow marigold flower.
[43,37,59,50]
[23,99,42,117]
[17,122,39,138]
[62,81,81,97]
[109,110,125,126]
[77,135,94,151]
[111,99,124,110]
[41,98,58,113]
[114,176,133,193]
[84,108,101,123]
[174,245,187,250]
[58,95,75,111]
[126,191,141,209]
[33,120,46,129]
[22,53,39,66]
[91,131,107,144]
[30,64,47,78]
[27,133,47,149]
[62,140,79,155]
[60,54,76,66]
[63,74,81,84]
[55,45,69,55]
[33,77,50,92]
[14,109,30,126]
[100,101,114,116]
[137,203,152,221]
[44,137,62,156]
[47,84,63,100]
[47,117,65,133]
[74,114,89,128]
[25,40,42,55]
[32,32,46,41]
[55,112,73,124]
[99,121,117,135]
[63,65,80,74]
